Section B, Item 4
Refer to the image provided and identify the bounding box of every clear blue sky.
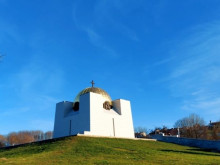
[1,0,220,135]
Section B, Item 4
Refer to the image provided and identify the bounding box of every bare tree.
[0,135,7,147]
[209,122,220,140]
[6,130,55,146]
[7,132,19,145]
[17,131,35,144]
[174,114,205,128]
[174,114,206,139]
[7,131,34,145]
[134,127,148,134]
[30,130,44,141]
[44,131,53,140]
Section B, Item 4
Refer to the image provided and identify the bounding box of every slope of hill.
[0,136,220,164]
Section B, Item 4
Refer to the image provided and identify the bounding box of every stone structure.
[53,83,134,139]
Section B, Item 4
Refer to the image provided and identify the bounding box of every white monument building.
[53,81,134,139]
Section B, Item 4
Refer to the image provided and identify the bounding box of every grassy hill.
[0,136,220,165]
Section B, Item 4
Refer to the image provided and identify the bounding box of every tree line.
[135,114,220,140]
[173,114,220,140]
[0,130,53,147]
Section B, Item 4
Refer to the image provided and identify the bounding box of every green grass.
[0,136,220,165]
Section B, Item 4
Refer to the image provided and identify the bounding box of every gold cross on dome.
[91,80,95,87]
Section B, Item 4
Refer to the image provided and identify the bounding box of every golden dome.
[74,87,112,103]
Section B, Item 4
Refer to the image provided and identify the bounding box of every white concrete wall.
[88,92,134,138]
[113,99,134,138]
[53,94,90,138]
[53,92,134,138]
[53,101,72,138]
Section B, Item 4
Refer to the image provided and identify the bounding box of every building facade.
[53,86,134,138]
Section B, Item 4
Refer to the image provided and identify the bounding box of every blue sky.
[1,0,220,134]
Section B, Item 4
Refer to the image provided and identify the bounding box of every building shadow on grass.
[160,149,220,156]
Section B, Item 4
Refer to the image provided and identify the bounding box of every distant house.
[135,132,147,138]
[149,128,178,137]
[167,128,178,136]
[209,121,220,128]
